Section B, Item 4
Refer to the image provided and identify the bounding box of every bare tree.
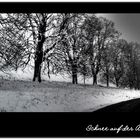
[26,13,61,82]
[0,14,31,71]
[0,13,63,82]
[123,42,140,89]
[82,16,119,85]
[51,13,87,84]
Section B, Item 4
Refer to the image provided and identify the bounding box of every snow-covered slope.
[0,79,139,112]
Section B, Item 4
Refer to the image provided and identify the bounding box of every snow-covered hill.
[0,79,139,112]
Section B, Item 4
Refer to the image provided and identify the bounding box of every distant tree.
[82,15,101,85]
[51,13,87,84]
[100,42,113,87]
[78,43,91,85]
[123,42,140,89]
[83,16,119,85]
[110,39,127,87]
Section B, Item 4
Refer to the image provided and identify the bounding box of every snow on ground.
[0,79,140,112]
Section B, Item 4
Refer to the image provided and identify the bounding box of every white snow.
[0,79,140,112]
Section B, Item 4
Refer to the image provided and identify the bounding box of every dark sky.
[96,14,140,43]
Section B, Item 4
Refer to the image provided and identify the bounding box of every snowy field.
[0,78,140,112]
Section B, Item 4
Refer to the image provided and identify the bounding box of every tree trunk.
[32,16,46,83]
[91,64,98,86]
[106,68,109,87]
[83,75,86,85]
[135,65,140,90]
[115,78,119,87]
[33,50,43,83]
[72,73,78,84]
[93,74,97,85]
[72,64,78,84]
[33,36,44,83]
[128,78,133,89]
[106,74,109,87]
[33,32,44,83]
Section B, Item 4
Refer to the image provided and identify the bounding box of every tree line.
[0,13,140,89]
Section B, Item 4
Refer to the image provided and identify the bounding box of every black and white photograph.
[1,12,140,112]
[1,2,140,137]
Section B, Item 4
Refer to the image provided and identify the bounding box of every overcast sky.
[96,14,140,44]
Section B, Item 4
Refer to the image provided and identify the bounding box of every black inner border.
[0,2,140,138]
[0,2,140,13]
